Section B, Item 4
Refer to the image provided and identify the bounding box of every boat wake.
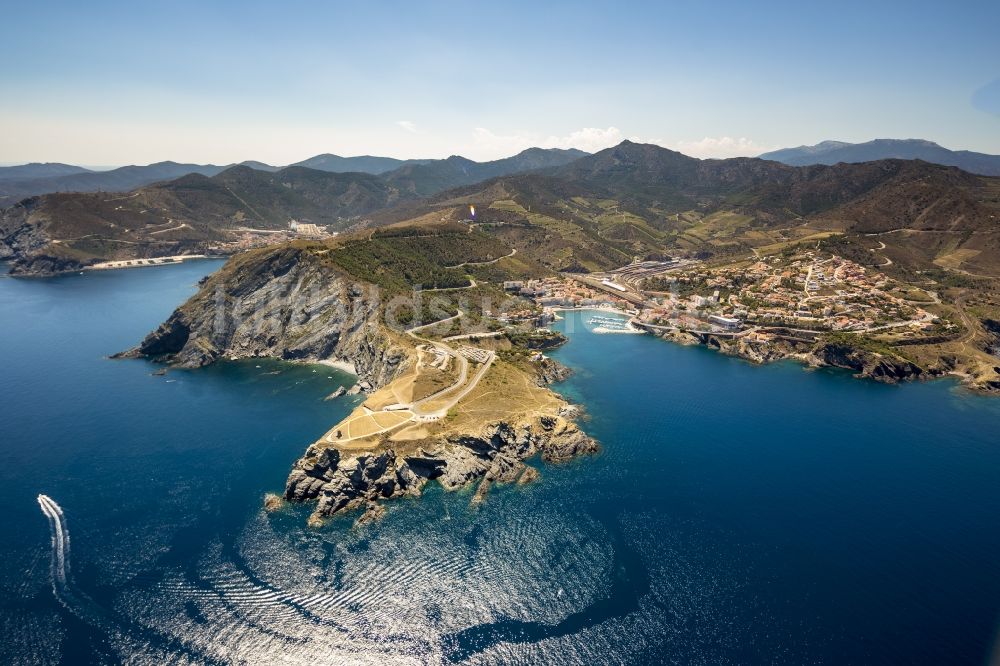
[36,494,232,664]
[37,494,108,626]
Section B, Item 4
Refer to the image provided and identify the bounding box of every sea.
[2,260,1000,665]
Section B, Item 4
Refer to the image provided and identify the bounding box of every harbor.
[587,314,644,334]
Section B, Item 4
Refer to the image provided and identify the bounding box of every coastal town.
[500,250,952,349]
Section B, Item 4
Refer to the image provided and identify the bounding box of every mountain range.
[0,162,229,204]
[0,149,587,204]
[759,139,1000,176]
[0,147,590,273]
[6,138,996,205]
[3,140,1000,280]
[371,140,1000,276]
[292,154,433,174]
[382,148,588,196]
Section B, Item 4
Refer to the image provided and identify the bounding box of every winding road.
[324,310,496,443]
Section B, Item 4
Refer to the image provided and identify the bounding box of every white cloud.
[396,120,418,133]
[470,126,625,159]
[538,126,627,152]
[666,136,773,159]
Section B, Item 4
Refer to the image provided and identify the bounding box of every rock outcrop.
[724,336,803,364]
[534,357,573,385]
[354,502,386,527]
[0,207,77,275]
[263,493,284,512]
[7,253,84,276]
[983,319,1000,358]
[324,386,347,401]
[811,343,923,383]
[284,415,597,524]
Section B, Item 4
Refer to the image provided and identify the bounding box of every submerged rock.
[354,501,386,527]
[517,466,540,485]
[471,478,492,505]
[263,493,284,512]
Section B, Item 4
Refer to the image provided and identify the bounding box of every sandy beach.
[318,358,358,375]
[85,255,212,271]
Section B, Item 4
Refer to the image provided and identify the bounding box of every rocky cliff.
[534,357,574,385]
[651,327,927,383]
[810,342,924,383]
[118,245,410,389]
[0,205,68,275]
[284,414,597,526]
[983,319,1000,358]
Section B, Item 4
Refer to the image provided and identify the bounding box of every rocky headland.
[117,246,407,386]
[120,243,598,525]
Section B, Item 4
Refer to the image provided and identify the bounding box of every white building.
[709,314,741,330]
[601,279,628,293]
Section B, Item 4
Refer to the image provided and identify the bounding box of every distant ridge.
[0,148,590,203]
[0,161,227,203]
[0,156,417,202]
[291,154,433,175]
[759,138,1000,176]
[0,162,93,181]
[238,160,280,172]
[382,147,589,196]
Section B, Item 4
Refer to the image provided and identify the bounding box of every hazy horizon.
[4,135,1000,171]
[2,0,998,165]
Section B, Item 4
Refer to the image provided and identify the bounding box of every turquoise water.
[2,264,1000,664]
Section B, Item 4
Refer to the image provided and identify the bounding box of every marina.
[587,314,644,334]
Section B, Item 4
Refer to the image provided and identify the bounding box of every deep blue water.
[2,263,1000,665]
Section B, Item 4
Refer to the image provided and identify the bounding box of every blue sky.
[1,0,997,165]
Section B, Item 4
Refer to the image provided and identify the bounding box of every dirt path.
[446,248,516,268]
[323,309,497,444]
